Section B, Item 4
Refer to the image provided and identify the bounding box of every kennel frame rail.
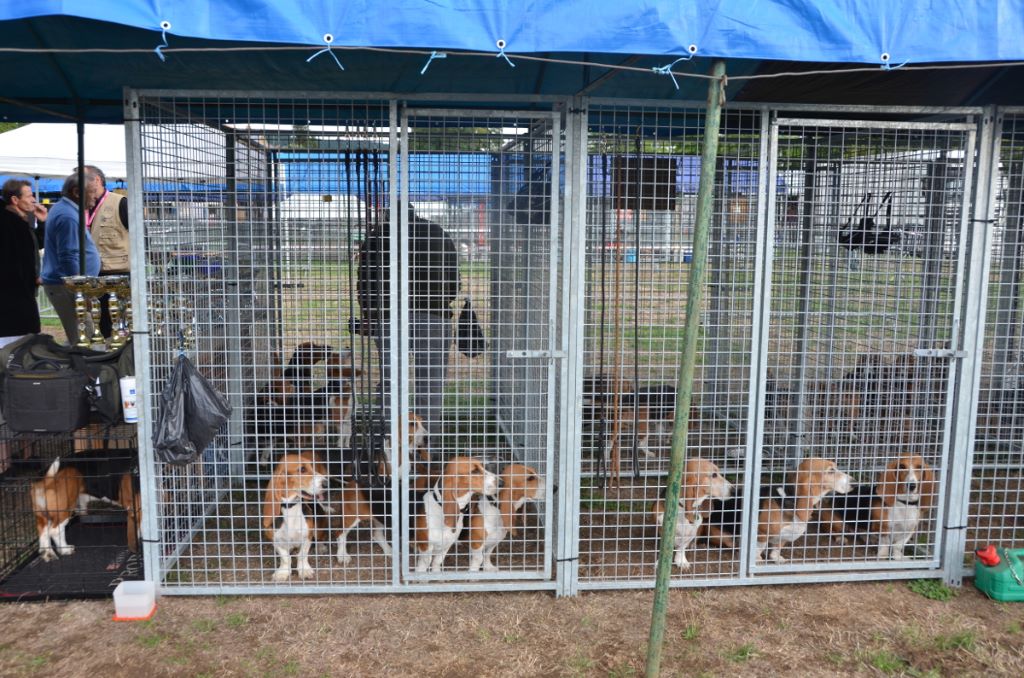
[122,89,1021,594]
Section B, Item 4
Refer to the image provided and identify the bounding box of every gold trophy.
[86,277,106,347]
[62,275,94,348]
[104,275,131,349]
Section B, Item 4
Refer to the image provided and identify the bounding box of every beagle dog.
[414,456,499,573]
[30,453,141,563]
[707,457,852,564]
[584,375,677,459]
[332,412,429,565]
[262,452,330,581]
[820,454,936,559]
[467,464,545,572]
[650,459,732,570]
[248,343,359,461]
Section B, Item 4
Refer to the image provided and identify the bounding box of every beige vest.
[91,191,129,273]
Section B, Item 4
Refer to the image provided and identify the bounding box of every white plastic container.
[120,376,138,424]
[112,580,156,621]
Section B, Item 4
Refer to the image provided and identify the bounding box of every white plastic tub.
[112,580,156,621]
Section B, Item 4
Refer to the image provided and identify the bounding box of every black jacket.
[357,215,460,323]
[0,207,41,336]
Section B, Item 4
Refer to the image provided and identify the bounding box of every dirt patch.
[1,582,1022,677]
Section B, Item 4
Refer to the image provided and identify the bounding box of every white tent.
[0,123,126,179]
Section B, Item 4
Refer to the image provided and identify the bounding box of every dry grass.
[1,582,1023,677]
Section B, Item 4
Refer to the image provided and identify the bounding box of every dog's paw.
[271,569,291,582]
[483,561,499,572]
[297,564,315,580]
[335,552,353,566]
[673,557,691,571]
[58,545,75,556]
[40,549,57,562]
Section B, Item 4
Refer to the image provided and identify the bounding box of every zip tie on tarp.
[307,33,345,71]
[154,21,171,62]
[652,46,698,90]
[880,52,908,70]
[495,39,515,68]
[420,50,447,75]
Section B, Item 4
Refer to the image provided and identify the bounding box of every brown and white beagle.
[31,454,141,563]
[707,457,852,564]
[332,412,429,564]
[755,458,852,563]
[650,458,732,570]
[467,463,544,572]
[262,452,330,581]
[820,454,936,559]
[414,456,499,573]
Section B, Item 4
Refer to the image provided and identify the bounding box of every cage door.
[398,108,563,582]
[749,117,976,576]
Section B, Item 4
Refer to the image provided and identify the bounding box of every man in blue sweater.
[41,171,100,344]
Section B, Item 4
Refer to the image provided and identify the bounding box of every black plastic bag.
[153,354,232,466]
[838,192,901,255]
[457,298,486,358]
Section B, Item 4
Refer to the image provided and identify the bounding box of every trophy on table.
[62,275,95,348]
[104,274,132,349]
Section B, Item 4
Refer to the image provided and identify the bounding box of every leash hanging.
[596,153,610,487]
[631,128,642,479]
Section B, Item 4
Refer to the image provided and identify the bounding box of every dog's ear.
[499,482,520,537]
[680,472,701,513]
[920,461,937,511]
[262,469,285,532]
[442,483,461,528]
[876,464,900,507]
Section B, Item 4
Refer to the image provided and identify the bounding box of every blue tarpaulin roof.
[5,1,1024,64]
[0,2,1023,122]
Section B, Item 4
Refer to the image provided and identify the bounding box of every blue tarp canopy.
[0,2,1023,122]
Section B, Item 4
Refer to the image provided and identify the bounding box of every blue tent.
[0,2,1022,122]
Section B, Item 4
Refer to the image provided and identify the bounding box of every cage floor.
[0,518,143,601]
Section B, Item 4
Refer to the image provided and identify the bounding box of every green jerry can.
[973,545,1024,602]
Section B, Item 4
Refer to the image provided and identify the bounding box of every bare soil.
[1,582,1022,677]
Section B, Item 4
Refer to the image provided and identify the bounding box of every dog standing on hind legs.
[651,458,732,570]
[467,463,545,572]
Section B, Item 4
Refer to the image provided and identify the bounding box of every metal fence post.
[942,106,999,585]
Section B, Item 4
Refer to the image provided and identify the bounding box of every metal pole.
[76,122,86,274]
[645,59,726,677]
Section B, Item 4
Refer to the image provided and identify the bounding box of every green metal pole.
[645,59,726,677]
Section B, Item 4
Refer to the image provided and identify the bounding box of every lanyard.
[86,190,108,229]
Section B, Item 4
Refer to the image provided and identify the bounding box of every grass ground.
[1,581,1022,677]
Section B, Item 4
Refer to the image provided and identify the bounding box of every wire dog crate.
[114,92,1023,597]
[0,423,141,600]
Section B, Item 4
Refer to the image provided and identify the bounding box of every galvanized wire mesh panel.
[400,110,560,581]
[967,113,1024,566]
[755,119,972,574]
[577,106,761,585]
[139,96,398,588]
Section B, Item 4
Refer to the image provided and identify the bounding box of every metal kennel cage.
[124,92,1018,596]
[0,424,142,600]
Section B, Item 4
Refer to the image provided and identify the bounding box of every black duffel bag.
[0,334,133,432]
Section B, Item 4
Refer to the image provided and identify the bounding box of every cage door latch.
[506,350,565,359]
[913,348,966,359]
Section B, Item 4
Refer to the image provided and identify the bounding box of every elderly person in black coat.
[0,178,47,348]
